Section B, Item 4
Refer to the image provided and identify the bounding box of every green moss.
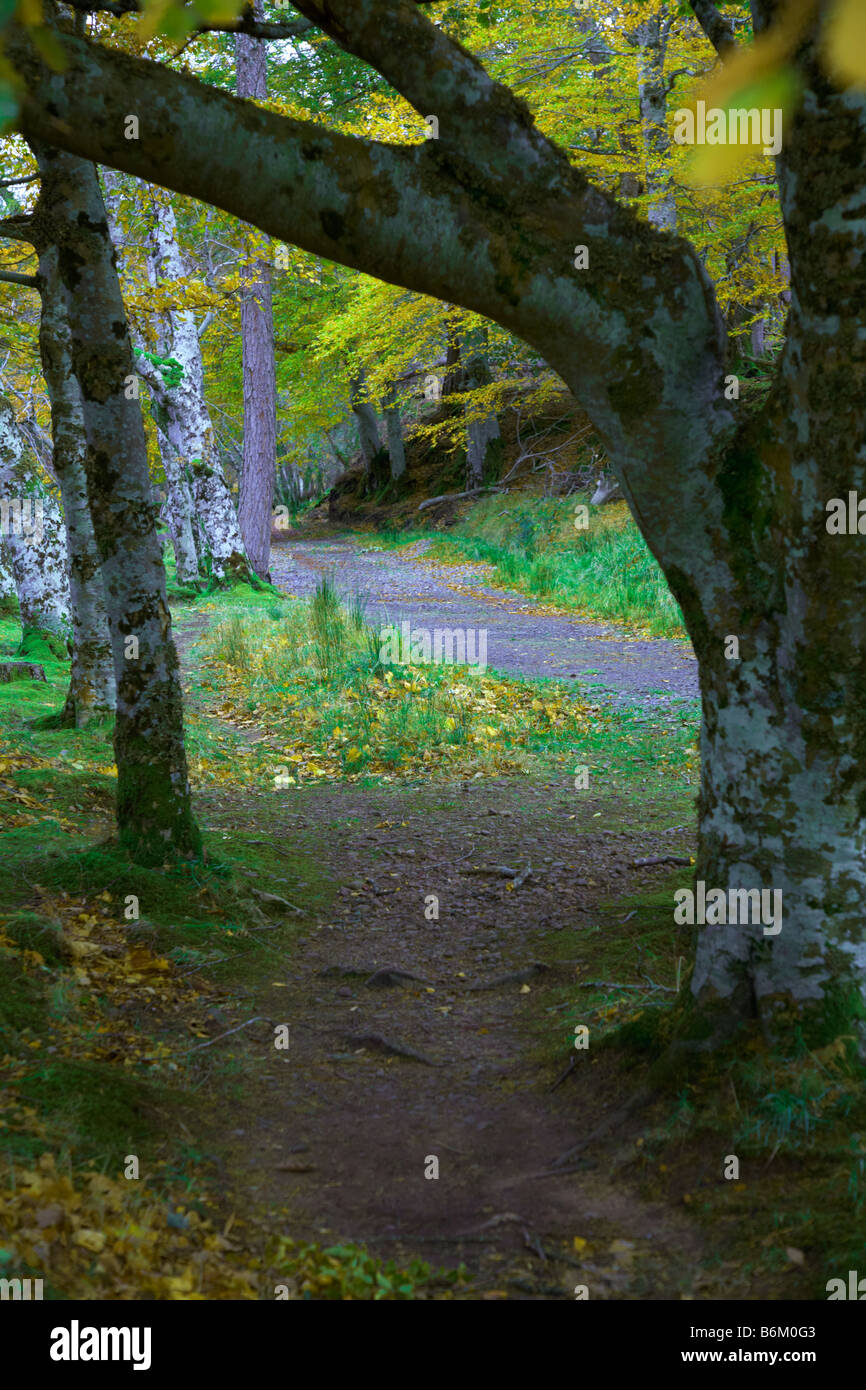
[16,628,69,662]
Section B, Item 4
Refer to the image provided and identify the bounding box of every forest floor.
[1,530,859,1301]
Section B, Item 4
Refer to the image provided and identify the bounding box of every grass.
[367,493,687,638]
[195,576,700,788]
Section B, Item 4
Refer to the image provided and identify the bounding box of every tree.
[0,392,70,657]
[35,238,116,725]
[26,142,201,863]
[7,0,866,1047]
[236,0,278,580]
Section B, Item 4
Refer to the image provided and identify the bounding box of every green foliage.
[270,1236,467,1300]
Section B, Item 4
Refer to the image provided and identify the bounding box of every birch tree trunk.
[36,239,116,726]
[101,170,201,586]
[461,352,501,490]
[236,0,277,581]
[31,142,200,863]
[0,543,17,608]
[635,12,676,233]
[145,186,251,583]
[0,394,70,658]
[350,371,384,472]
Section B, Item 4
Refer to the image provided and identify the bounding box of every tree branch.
[61,0,317,40]
[0,268,38,286]
[5,14,736,574]
[687,0,738,57]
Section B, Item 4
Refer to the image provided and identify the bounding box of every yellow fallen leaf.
[74,1228,106,1253]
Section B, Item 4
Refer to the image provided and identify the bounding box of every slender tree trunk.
[0,395,70,657]
[0,542,17,607]
[236,1,277,581]
[36,240,116,725]
[635,13,676,233]
[461,352,501,489]
[31,142,200,863]
[151,404,200,584]
[144,187,251,583]
[350,370,384,471]
[101,169,201,585]
[381,382,406,481]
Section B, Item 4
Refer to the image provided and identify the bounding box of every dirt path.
[202,776,704,1300]
[172,555,713,1299]
[269,533,700,706]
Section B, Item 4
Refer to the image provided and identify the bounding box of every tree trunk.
[461,352,501,490]
[350,370,385,474]
[31,142,201,863]
[151,404,200,584]
[236,0,277,581]
[101,169,200,585]
[36,239,116,726]
[145,186,251,584]
[635,14,676,233]
[0,542,17,608]
[0,394,70,658]
[381,382,406,481]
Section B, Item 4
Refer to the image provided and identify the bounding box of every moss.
[16,1060,171,1166]
[16,628,69,661]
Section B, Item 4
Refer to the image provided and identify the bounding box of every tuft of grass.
[370,495,687,637]
[209,614,253,670]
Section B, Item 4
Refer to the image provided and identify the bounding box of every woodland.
[0,0,864,1306]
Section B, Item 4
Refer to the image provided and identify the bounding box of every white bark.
[635,14,676,234]
[145,187,250,582]
[102,169,201,585]
[0,395,70,655]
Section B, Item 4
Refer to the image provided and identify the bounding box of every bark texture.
[635,12,676,233]
[101,169,201,585]
[30,142,201,863]
[381,382,406,481]
[36,237,116,725]
[141,186,250,584]
[0,394,70,657]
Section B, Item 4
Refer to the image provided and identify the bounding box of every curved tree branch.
[6,12,736,575]
[0,268,38,286]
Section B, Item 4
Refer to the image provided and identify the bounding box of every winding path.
[269,533,700,706]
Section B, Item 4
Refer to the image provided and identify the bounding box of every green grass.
[195,577,700,787]
[367,494,687,637]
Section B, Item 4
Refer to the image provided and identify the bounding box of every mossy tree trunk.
[0,394,70,659]
[35,237,116,726]
[30,141,201,863]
